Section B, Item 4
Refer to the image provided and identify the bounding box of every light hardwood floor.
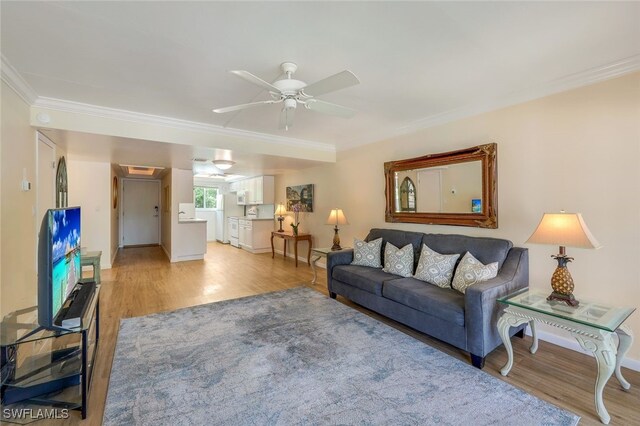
[58,243,639,425]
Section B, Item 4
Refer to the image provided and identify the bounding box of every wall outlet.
[21,179,31,191]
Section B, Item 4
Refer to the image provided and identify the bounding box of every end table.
[498,289,634,424]
[310,247,350,284]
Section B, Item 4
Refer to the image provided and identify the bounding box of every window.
[194,187,218,209]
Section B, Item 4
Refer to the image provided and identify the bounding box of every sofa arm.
[326,249,354,295]
[464,247,529,358]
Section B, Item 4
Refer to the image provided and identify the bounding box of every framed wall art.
[286,184,313,212]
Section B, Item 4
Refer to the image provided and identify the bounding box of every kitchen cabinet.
[238,219,273,253]
[231,176,274,205]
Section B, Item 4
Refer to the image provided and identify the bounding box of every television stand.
[1,286,100,422]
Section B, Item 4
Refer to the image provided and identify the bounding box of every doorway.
[37,133,56,224]
[122,179,160,246]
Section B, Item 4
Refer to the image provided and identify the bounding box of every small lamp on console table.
[526,211,601,307]
[326,208,348,251]
[275,204,286,232]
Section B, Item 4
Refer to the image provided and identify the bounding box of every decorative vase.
[291,225,299,235]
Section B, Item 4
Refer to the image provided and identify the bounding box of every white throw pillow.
[413,244,460,288]
[351,238,383,268]
[452,252,499,294]
[382,243,414,278]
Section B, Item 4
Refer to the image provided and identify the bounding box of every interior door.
[122,179,160,246]
[37,134,56,221]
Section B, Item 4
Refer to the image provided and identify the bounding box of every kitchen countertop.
[178,218,207,223]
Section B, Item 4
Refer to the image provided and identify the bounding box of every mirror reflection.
[394,161,482,214]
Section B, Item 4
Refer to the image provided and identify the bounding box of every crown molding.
[33,97,336,153]
[0,54,38,105]
[339,55,640,151]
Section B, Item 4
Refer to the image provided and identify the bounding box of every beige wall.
[0,82,38,317]
[68,160,113,269]
[161,170,172,258]
[110,165,121,264]
[275,72,640,361]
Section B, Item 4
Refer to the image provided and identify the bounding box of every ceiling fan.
[213,62,360,130]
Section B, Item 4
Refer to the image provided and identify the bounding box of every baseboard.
[170,254,204,262]
[240,245,271,254]
[525,327,640,372]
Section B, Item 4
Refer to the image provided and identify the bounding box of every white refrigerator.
[216,193,244,243]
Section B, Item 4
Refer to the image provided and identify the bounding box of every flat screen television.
[38,206,81,329]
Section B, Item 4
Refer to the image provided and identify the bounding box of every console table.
[1,286,100,421]
[498,289,634,424]
[271,231,312,267]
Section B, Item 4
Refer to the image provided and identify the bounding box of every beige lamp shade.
[326,208,348,226]
[526,212,601,249]
[275,204,287,216]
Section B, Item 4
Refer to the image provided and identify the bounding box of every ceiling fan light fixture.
[284,98,297,110]
[212,159,235,170]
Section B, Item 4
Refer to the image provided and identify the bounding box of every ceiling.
[2,2,640,163]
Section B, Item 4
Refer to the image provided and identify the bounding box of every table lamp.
[275,204,286,232]
[326,208,348,251]
[526,212,601,306]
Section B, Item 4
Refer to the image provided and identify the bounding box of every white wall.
[161,170,172,259]
[275,72,640,362]
[171,168,205,261]
[0,81,38,317]
[68,160,112,269]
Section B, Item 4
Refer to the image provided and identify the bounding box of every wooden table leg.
[283,240,287,259]
[294,240,298,267]
[271,234,275,259]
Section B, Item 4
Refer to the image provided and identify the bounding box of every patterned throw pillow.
[351,238,383,268]
[413,244,460,288]
[452,252,499,294]
[382,243,414,278]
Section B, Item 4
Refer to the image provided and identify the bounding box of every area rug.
[104,287,579,425]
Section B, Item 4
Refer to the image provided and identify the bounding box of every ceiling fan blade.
[301,70,360,97]
[305,99,356,118]
[279,107,295,131]
[213,100,275,114]
[230,70,281,93]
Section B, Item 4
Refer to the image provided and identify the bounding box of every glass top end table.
[497,288,634,424]
[310,247,351,284]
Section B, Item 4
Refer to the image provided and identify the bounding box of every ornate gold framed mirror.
[384,143,497,228]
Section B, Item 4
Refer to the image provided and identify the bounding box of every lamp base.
[547,291,579,307]
[277,217,284,232]
[331,226,341,251]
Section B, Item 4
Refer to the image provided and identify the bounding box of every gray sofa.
[326,228,529,368]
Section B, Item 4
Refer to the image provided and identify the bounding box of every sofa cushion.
[382,278,466,326]
[422,234,513,269]
[413,244,460,288]
[366,229,424,269]
[351,238,383,268]
[333,265,401,296]
[452,252,499,294]
[382,243,414,278]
